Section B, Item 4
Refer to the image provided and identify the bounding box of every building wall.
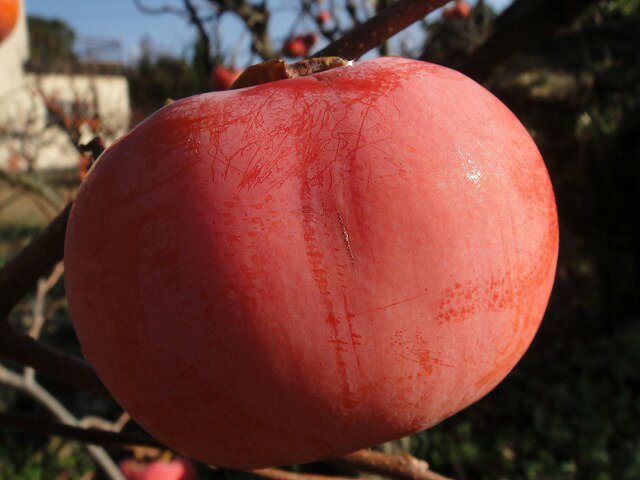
[0,0,28,99]
[0,2,130,172]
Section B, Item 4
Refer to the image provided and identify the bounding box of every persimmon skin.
[0,0,19,43]
[65,58,558,469]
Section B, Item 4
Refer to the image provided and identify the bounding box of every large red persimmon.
[0,0,19,44]
[65,57,558,469]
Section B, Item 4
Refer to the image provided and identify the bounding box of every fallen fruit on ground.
[65,57,559,469]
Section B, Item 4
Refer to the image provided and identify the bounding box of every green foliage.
[128,53,201,121]
[0,437,95,480]
[412,323,640,480]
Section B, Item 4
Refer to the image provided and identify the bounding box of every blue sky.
[25,0,513,66]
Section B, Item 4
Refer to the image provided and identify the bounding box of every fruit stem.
[230,57,349,90]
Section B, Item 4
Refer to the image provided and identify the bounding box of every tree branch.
[0,412,162,448]
[210,0,278,60]
[248,468,360,480]
[328,450,452,480]
[183,0,213,73]
[0,365,125,480]
[0,203,71,321]
[0,169,64,210]
[131,0,189,18]
[313,0,449,59]
[0,322,109,397]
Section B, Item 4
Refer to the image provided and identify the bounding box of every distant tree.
[128,38,199,120]
[26,16,77,68]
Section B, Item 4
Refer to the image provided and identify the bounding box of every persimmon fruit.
[0,0,19,44]
[317,11,331,26]
[443,1,471,20]
[209,66,243,91]
[65,57,558,469]
[282,33,317,58]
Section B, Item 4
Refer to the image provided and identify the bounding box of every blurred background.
[0,0,639,479]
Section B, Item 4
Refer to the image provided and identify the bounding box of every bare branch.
[79,136,106,164]
[328,450,453,480]
[27,262,64,340]
[314,0,449,60]
[0,365,125,480]
[248,469,361,480]
[0,203,71,321]
[131,0,189,18]
[208,0,277,59]
[0,322,109,397]
[80,412,131,433]
[0,412,161,449]
[24,262,65,383]
[0,169,64,209]
[183,0,214,73]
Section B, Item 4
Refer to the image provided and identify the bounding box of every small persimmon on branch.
[0,1,454,479]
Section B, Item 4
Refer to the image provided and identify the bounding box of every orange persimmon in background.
[0,0,19,43]
[209,66,244,91]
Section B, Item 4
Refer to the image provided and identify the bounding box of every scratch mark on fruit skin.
[352,288,429,316]
[337,211,356,270]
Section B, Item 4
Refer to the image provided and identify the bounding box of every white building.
[0,0,130,171]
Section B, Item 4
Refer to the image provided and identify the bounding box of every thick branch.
[313,0,449,59]
[328,450,452,480]
[249,469,360,480]
[0,412,162,448]
[210,0,277,59]
[0,322,109,397]
[183,0,213,73]
[0,203,71,321]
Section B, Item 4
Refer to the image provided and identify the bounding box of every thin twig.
[328,450,453,480]
[27,262,64,340]
[183,0,213,73]
[0,365,125,480]
[24,262,65,384]
[0,169,64,209]
[80,412,131,433]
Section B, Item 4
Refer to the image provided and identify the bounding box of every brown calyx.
[230,57,349,90]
